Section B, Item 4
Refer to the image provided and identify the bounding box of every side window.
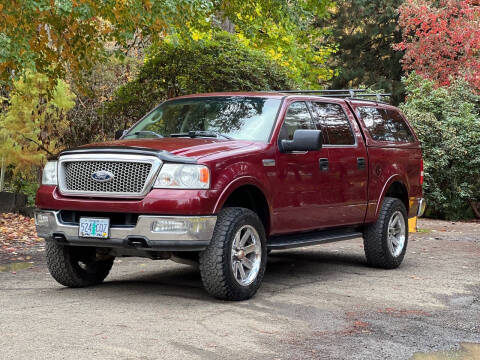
[384,109,415,142]
[279,101,314,141]
[358,107,415,143]
[310,102,355,145]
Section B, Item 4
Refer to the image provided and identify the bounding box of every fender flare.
[213,176,272,215]
[375,174,410,219]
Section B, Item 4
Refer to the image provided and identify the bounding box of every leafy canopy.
[0,0,336,89]
[104,32,294,133]
[325,0,405,104]
[213,0,336,87]
[0,0,214,86]
[0,71,76,169]
[396,0,480,91]
[400,73,480,219]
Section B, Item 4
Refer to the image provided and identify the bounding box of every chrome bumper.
[417,198,426,217]
[35,211,216,251]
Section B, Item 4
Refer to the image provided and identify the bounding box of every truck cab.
[35,91,425,300]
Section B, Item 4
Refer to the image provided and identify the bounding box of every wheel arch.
[214,177,271,236]
[375,175,410,220]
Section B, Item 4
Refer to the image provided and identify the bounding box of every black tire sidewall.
[69,246,114,284]
[46,241,113,287]
[363,197,409,269]
[222,210,267,296]
[199,207,267,300]
[380,200,408,266]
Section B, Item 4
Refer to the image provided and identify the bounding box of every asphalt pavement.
[0,219,479,360]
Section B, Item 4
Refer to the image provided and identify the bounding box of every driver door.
[270,101,331,235]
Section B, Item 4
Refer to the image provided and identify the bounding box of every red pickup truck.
[35,90,425,300]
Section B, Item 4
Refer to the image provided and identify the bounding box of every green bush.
[104,32,296,133]
[2,165,39,207]
[400,73,480,219]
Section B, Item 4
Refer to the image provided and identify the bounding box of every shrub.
[0,71,75,171]
[64,56,141,148]
[103,32,296,133]
[400,73,480,219]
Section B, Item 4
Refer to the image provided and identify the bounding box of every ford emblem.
[91,170,114,182]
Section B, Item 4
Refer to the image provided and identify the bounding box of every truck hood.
[79,138,256,159]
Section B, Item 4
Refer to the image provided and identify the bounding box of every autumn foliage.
[0,0,212,86]
[395,0,480,91]
[0,72,75,170]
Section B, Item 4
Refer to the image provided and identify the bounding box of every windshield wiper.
[169,130,233,140]
[125,130,163,139]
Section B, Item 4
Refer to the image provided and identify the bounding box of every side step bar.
[267,229,363,250]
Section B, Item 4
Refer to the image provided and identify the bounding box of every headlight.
[154,164,210,189]
[41,161,58,185]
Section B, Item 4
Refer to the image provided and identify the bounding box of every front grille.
[63,161,152,195]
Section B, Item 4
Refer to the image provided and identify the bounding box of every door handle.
[319,158,329,171]
[357,157,366,169]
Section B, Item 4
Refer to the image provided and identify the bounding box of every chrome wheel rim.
[231,225,262,286]
[387,211,406,257]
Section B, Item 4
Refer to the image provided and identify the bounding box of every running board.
[267,229,363,250]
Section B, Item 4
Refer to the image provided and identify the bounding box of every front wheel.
[199,207,267,301]
[363,197,408,269]
[46,241,114,287]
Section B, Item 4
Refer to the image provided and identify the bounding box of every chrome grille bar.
[57,154,162,198]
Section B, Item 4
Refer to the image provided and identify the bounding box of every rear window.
[357,107,415,143]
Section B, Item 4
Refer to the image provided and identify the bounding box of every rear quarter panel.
[363,146,423,221]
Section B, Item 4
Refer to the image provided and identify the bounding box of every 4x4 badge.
[91,170,114,182]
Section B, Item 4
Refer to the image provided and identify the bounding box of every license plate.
[79,218,110,238]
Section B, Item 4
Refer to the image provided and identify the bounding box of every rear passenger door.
[309,100,369,226]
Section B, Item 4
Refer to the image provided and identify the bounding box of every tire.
[199,207,267,301]
[363,197,408,269]
[46,241,114,287]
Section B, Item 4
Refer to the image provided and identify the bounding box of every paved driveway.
[1,219,479,359]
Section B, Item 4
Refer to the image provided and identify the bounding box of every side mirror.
[280,129,322,152]
[114,129,127,140]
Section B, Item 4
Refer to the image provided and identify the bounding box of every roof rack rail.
[278,89,391,102]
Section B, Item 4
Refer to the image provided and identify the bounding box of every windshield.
[124,96,282,142]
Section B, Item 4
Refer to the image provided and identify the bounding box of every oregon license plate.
[79,218,110,238]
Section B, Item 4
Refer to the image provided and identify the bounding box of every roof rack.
[278,89,391,102]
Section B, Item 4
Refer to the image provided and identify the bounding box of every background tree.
[0,71,75,171]
[103,32,295,134]
[0,0,214,87]
[64,56,141,148]
[396,0,480,92]
[0,0,335,91]
[213,0,336,87]
[325,0,405,104]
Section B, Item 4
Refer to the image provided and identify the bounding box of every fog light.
[151,219,192,233]
[35,212,50,226]
[150,218,212,234]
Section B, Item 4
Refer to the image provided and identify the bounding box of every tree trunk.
[470,201,480,219]
[0,156,5,192]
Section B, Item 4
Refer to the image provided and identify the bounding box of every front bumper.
[35,210,216,251]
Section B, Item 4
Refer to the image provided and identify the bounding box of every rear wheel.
[199,207,267,301]
[46,241,114,287]
[363,197,408,269]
